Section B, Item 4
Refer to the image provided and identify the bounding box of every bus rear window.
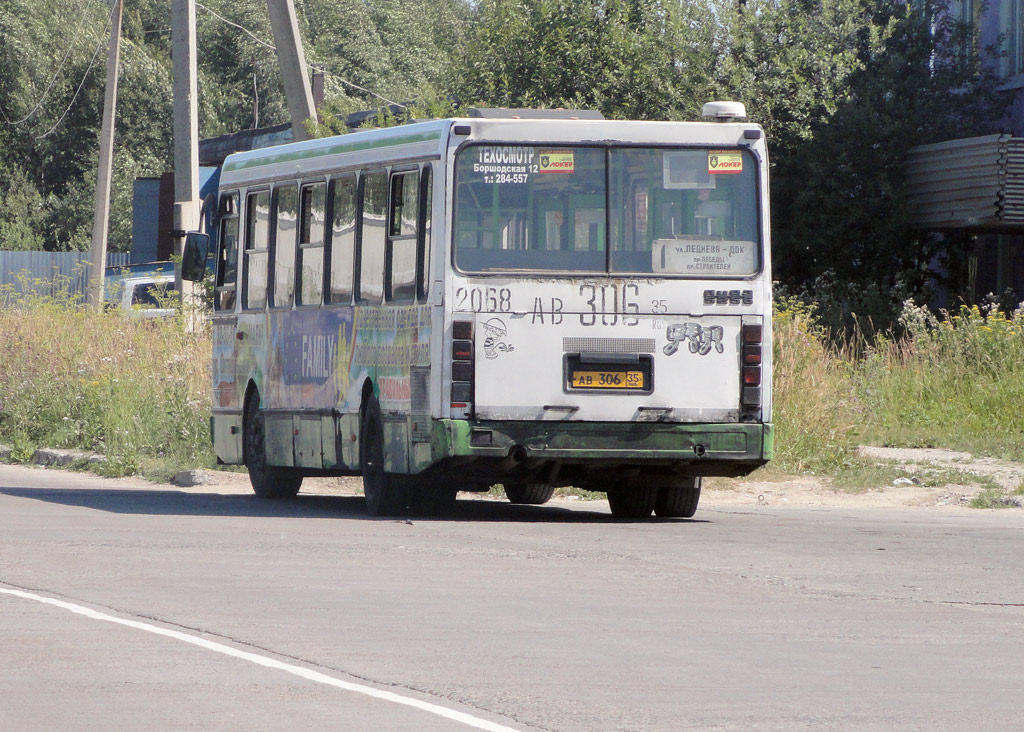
[454,145,760,276]
[609,148,759,276]
[454,146,606,273]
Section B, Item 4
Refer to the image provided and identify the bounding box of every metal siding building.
[906,135,1024,230]
[0,251,130,300]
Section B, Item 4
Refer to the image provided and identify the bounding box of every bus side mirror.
[182,232,210,282]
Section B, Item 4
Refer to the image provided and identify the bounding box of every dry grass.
[1,281,1021,490]
[770,298,861,475]
[0,283,213,477]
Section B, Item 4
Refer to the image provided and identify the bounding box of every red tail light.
[451,319,474,409]
[741,318,762,414]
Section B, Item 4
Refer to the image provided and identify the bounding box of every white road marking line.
[1,586,524,732]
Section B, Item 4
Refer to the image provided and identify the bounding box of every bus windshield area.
[454,145,760,276]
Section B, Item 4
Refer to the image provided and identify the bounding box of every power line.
[195,2,275,50]
[0,0,102,127]
[34,0,117,140]
[194,1,407,110]
[314,63,408,111]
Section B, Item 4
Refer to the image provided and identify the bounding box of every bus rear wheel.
[606,485,657,519]
[504,482,555,505]
[360,397,409,517]
[654,479,702,518]
[244,396,302,499]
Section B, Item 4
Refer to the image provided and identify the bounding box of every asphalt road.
[1,463,1023,732]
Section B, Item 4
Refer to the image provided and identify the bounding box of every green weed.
[854,301,1024,460]
[0,277,215,476]
[770,296,861,475]
[768,297,1024,500]
[828,458,906,493]
[1,279,1021,509]
[970,488,1022,509]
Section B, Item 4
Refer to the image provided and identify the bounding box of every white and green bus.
[183,104,772,519]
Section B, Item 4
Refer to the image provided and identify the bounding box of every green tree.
[0,0,473,253]
[723,0,1005,327]
[455,0,723,120]
[0,0,176,253]
[0,0,111,250]
[195,0,472,133]
[0,165,45,250]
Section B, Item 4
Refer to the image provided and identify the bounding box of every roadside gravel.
[703,447,1024,510]
[6,443,1022,511]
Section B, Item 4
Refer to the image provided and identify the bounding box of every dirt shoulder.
[702,447,1024,510]
[184,447,1024,511]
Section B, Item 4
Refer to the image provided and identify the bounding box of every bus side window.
[386,170,418,303]
[215,192,239,312]
[328,175,356,303]
[298,182,326,306]
[272,184,298,308]
[243,190,270,310]
[417,165,432,302]
[358,170,387,304]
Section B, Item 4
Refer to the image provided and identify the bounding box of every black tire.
[504,482,556,505]
[360,397,408,516]
[606,485,657,519]
[654,479,702,518]
[244,395,302,499]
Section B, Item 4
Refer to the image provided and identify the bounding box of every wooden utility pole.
[87,0,124,310]
[266,0,317,141]
[172,0,200,307]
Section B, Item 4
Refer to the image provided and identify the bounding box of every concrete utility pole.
[87,0,124,310]
[266,0,317,141]
[172,0,200,304]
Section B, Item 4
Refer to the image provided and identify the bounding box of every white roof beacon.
[701,101,747,122]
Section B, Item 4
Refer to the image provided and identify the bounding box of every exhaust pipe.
[497,445,529,473]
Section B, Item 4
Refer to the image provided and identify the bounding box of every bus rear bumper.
[436,419,773,479]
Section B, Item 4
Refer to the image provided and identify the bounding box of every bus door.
[210,191,243,462]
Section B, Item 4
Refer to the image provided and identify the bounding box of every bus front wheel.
[606,485,657,519]
[244,396,302,499]
[504,483,555,505]
[360,397,409,517]
[654,479,702,518]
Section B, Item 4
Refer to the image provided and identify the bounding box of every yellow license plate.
[571,370,645,389]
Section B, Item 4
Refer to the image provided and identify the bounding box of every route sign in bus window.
[454,145,605,273]
[609,148,759,275]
